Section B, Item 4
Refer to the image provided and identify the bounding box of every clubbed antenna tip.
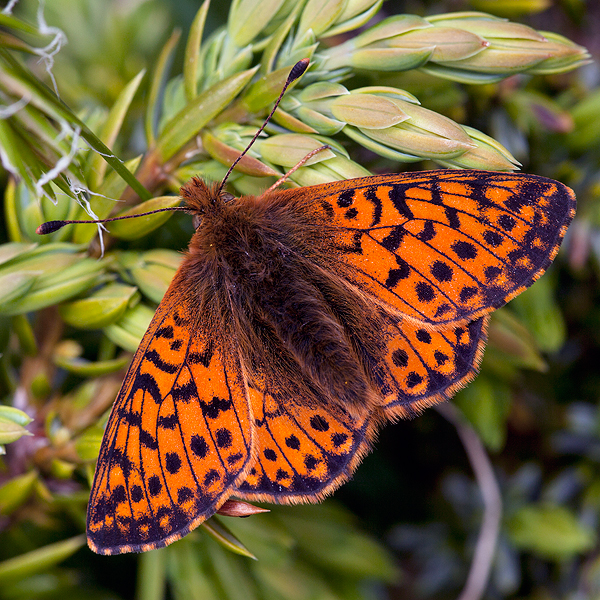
[288,58,310,82]
[36,221,66,235]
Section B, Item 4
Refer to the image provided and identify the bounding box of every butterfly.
[38,61,576,554]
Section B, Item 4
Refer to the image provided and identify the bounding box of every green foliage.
[0,0,597,598]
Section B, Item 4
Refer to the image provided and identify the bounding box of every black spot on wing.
[148,475,162,496]
[191,434,209,458]
[172,380,196,403]
[385,256,411,288]
[381,226,405,252]
[201,396,233,419]
[155,325,174,339]
[337,189,354,208]
[165,452,181,474]
[131,373,162,404]
[188,343,214,367]
[417,221,435,242]
[431,260,453,282]
[310,415,329,432]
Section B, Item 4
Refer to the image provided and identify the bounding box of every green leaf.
[157,66,259,161]
[0,270,38,305]
[146,29,182,146]
[137,548,168,600]
[104,303,155,352]
[88,69,146,189]
[0,242,37,267]
[129,259,179,304]
[53,353,131,377]
[330,93,408,129]
[202,519,257,560]
[323,0,383,38]
[59,283,138,329]
[0,258,105,316]
[297,0,346,39]
[454,376,512,451]
[0,407,33,445]
[184,1,211,101]
[75,423,105,462]
[0,535,86,586]
[508,504,596,560]
[510,273,567,352]
[258,134,335,168]
[205,538,258,600]
[0,471,38,516]
[167,540,220,600]
[488,309,547,371]
[0,13,40,35]
[228,0,287,47]
[0,48,152,201]
[0,406,33,428]
[253,560,339,600]
[107,195,182,240]
[281,505,399,581]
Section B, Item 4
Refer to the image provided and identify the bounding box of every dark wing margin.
[87,273,254,555]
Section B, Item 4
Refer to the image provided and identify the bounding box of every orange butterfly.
[41,61,576,554]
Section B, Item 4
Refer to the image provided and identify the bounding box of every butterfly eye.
[193,215,202,229]
[222,192,235,203]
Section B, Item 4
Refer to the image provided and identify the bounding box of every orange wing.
[279,170,575,325]
[376,315,489,419]
[234,382,375,503]
[87,272,254,555]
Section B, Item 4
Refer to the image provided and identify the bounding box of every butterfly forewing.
[288,171,575,325]
[87,273,254,555]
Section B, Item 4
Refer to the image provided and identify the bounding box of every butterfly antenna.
[38,59,311,236]
[36,206,190,235]
[217,58,310,195]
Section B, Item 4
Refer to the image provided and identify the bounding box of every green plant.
[0,0,594,598]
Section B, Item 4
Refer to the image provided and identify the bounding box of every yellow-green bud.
[437,126,520,170]
[0,407,33,446]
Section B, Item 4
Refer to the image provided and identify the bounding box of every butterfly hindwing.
[282,170,575,325]
[87,272,254,555]
[376,315,489,419]
[235,385,374,502]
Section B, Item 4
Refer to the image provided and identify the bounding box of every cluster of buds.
[317,11,589,83]
[277,82,519,170]
[196,123,370,190]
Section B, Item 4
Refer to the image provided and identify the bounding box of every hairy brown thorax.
[179,178,385,418]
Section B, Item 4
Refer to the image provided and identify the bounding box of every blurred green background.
[1,0,600,599]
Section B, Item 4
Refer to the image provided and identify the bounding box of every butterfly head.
[180,177,236,229]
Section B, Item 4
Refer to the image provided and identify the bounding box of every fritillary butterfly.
[76,63,575,554]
